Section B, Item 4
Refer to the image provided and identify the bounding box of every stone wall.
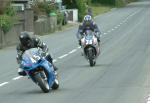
[0,22,24,48]
[0,9,58,48]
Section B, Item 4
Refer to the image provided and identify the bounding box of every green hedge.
[92,0,115,5]
[0,5,15,33]
[76,0,87,22]
[0,15,13,33]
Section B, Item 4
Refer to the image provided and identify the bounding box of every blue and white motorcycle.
[21,48,59,93]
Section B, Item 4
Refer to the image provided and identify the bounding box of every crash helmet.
[19,31,32,47]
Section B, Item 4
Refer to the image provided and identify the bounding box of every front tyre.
[51,79,59,90]
[34,73,50,93]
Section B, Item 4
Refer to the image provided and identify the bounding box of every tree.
[62,0,87,22]
[0,0,10,15]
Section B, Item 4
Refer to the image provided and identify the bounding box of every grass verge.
[90,4,114,17]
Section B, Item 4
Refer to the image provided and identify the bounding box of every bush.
[76,0,87,22]
[115,0,126,7]
[57,11,63,25]
[62,0,87,22]
[0,2,15,33]
[5,6,16,16]
[35,2,56,15]
[92,0,115,5]
[0,15,13,33]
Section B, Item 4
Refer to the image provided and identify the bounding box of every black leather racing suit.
[16,37,55,69]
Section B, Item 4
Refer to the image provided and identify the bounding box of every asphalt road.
[0,0,150,103]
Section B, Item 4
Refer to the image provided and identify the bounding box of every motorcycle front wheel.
[34,72,50,93]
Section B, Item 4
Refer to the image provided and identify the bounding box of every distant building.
[11,0,30,11]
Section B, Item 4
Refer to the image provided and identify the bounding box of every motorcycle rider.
[76,15,101,46]
[16,31,58,76]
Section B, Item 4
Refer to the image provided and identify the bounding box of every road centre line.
[0,82,9,87]
[12,76,23,80]
[53,59,57,63]
[77,46,81,49]
[107,30,111,33]
[58,54,69,59]
[0,8,141,87]
[69,49,77,54]
[112,28,115,31]
[115,26,118,29]
[146,94,150,103]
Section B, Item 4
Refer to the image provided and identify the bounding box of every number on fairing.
[30,57,36,63]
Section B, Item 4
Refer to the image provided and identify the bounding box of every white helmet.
[84,15,92,22]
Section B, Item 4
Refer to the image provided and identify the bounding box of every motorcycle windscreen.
[21,48,41,67]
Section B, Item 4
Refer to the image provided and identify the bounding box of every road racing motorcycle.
[81,30,100,66]
[21,48,59,93]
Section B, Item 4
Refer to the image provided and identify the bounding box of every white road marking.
[146,94,150,103]
[12,76,23,80]
[58,54,68,59]
[104,33,107,35]
[77,46,81,49]
[123,20,127,23]
[53,59,57,63]
[107,30,111,33]
[115,26,118,29]
[69,49,77,54]
[112,28,115,31]
[118,24,121,27]
[0,82,9,87]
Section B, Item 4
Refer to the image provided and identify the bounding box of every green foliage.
[57,11,63,24]
[115,0,126,7]
[92,0,115,5]
[5,6,16,16]
[62,0,87,22]
[0,15,13,33]
[62,0,77,9]
[0,2,15,33]
[76,0,87,22]
[36,2,56,15]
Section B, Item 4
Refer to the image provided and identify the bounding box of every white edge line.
[0,82,9,87]
[12,76,23,80]
[58,54,68,59]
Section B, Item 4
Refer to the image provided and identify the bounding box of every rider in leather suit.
[76,15,101,45]
[16,31,58,76]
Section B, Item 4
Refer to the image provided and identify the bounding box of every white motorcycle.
[81,30,100,66]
